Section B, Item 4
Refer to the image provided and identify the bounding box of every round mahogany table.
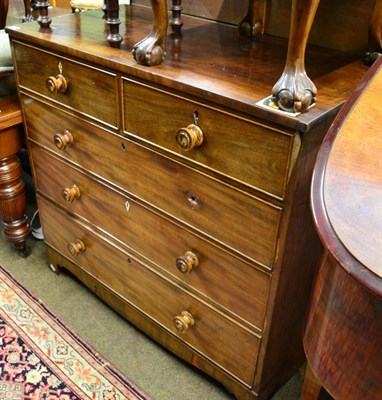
[302,57,382,400]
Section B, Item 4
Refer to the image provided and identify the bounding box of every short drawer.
[38,196,261,385]
[123,78,296,199]
[31,144,270,330]
[13,42,118,127]
[24,96,282,268]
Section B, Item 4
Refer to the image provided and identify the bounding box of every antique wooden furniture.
[0,85,31,257]
[301,57,382,400]
[33,0,382,113]
[6,5,370,399]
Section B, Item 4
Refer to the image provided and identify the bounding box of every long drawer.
[30,144,270,330]
[24,96,282,268]
[123,78,296,199]
[13,42,118,127]
[38,196,261,385]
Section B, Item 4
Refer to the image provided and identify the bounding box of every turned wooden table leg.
[105,0,122,48]
[170,0,183,33]
[36,0,52,29]
[0,97,31,257]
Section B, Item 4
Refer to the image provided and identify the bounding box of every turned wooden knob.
[68,239,85,257]
[54,130,74,150]
[46,74,68,95]
[176,251,199,274]
[176,124,203,151]
[173,311,194,334]
[62,184,81,203]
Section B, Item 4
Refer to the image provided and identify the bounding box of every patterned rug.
[0,264,152,400]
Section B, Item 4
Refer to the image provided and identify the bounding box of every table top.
[5,5,369,132]
[0,94,22,130]
[312,57,382,297]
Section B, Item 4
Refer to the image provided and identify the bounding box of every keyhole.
[185,191,200,209]
[193,110,199,125]
[120,143,126,152]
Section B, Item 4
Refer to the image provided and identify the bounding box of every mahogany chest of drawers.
[6,6,368,400]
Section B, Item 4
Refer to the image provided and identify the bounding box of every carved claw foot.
[22,0,34,22]
[23,14,34,23]
[366,0,382,66]
[365,51,382,66]
[271,70,317,113]
[238,0,263,38]
[238,18,263,38]
[132,32,166,66]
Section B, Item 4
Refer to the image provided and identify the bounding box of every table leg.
[0,124,31,257]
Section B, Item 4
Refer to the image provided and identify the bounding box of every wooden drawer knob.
[176,124,203,151]
[68,239,85,257]
[176,251,199,274]
[62,184,81,203]
[46,74,68,95]
[173,311,194,334]
[54,130,74,150]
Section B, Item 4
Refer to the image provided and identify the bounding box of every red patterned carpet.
[0,264,152,400]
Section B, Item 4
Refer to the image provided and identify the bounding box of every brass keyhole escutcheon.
[176,124,204,151]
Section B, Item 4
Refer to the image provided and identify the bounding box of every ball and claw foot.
[365,51,382,66]
[271,72,317,113]
[238,20,263,38]
[23,14,34,23]
[132,33,166,66]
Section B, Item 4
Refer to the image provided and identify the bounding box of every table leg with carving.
[170,0,182,33]
[23,0,34,22]
[132,0,168,66]
[239,0,263,38]
[0,96,31,257]
[271,0,320,113]
[36,0,52,29]
[105,0,122,47]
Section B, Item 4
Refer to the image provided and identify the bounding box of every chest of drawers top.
[7,5,367,133]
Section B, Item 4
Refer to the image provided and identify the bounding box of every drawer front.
[13,42,118,127]
[123,78,295,198]
[31,144,270,330]
[38,196,260,385]
[24,96,282,268]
